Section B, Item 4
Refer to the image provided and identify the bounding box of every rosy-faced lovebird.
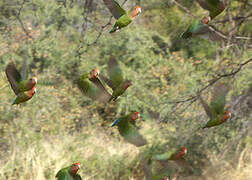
[100,57,132,102]
[102,0,141,33]
[56,163,82,180]
[181,18,223,41]
[111,112,147,147]
[152,147,188,162]
[5,62,37,95]
[197,0,227,20]
[12,86,37,105]
[77,68,112,102]
[198,83,231,129]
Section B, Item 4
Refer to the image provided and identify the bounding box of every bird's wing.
[90,76,112,102]
[210,82,230,114]
[74,174,82,180]
[152,152,173,161]
[122,124,147,147]
[99,74,115,90]
[198,93,214,119]
[102,0,126,19]
[20,60,28,80]
[5,62,22,95]
[55,168,71,180]
[107,56,124,89]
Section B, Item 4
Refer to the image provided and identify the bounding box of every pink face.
[179,147,187,156]
[71,163,80,174]
[91,68,100,79]
[31,77,37,85]
[201,16,211,24]
[135,6,142,15]
[131,112,140,121]
[131,6,142,18]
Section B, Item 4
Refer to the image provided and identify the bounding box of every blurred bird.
[56,163,82,180]
[12,86,37,105]
[152,147,188,162]
[198,83,231,128]
[150,147,189,179]
[181,19,225,41]
[100,57,132,102]
[197,0,227,21]
[77,68,112,102]
[5,61,37,95]
[111,112,147,147]
[102,0,141,33]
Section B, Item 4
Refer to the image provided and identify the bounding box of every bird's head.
[90,68,100,79]
[123,80,132,90]
[30,77,38,85]
[131,112,140,121]
[70,163,80,175]
[131,6,142,18]
[179,147,188,156]
[201,16,211,24]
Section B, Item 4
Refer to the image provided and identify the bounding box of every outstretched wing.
[210,82,230,114]
[5,62,22,95]
[120,123,147,147]
[20,60,28,80]
[107,56,124,90]
[197,0,226,19]
[102,0,126,19]
[198,93,214,119]
[90,76,112,102]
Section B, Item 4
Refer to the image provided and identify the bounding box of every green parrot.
[142,147,188,180]
[102,0,141,33]
[181,19,225,41]
[76,68,112,102]
[56,163,82,180]
[12,86,37,105]
[198,83,231,128]
[5,61,37,95]
[111,112,147,147]
[100,57,132,102]
[197,0,227,20]
[152,147,188,164]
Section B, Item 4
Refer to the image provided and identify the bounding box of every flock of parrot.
[4,0,233,179]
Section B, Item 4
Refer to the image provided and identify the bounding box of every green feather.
[112,114,147,147]
[110,14,132,33]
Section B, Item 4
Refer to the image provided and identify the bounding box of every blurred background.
[0,0,251,179]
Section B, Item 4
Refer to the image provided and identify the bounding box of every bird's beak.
[78,164,80,169]
[111,119,120,127]
[33,77,38,84]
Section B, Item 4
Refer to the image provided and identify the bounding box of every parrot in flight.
[102,0,141,33]
[56,163,82,180]
[100,56,132,102]
[152,147,188,162]
[76,68,112,102]
[5,61,37,105]
[111,112,147,147]
[142,147,189,180]
[197,0,227,21]
[181,18,225,41]
[198,83,231,128]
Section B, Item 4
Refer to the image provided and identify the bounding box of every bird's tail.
[181,31,192,39]
[109,28,116,33]
[108,96,114,102]
[111,119,121,127]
